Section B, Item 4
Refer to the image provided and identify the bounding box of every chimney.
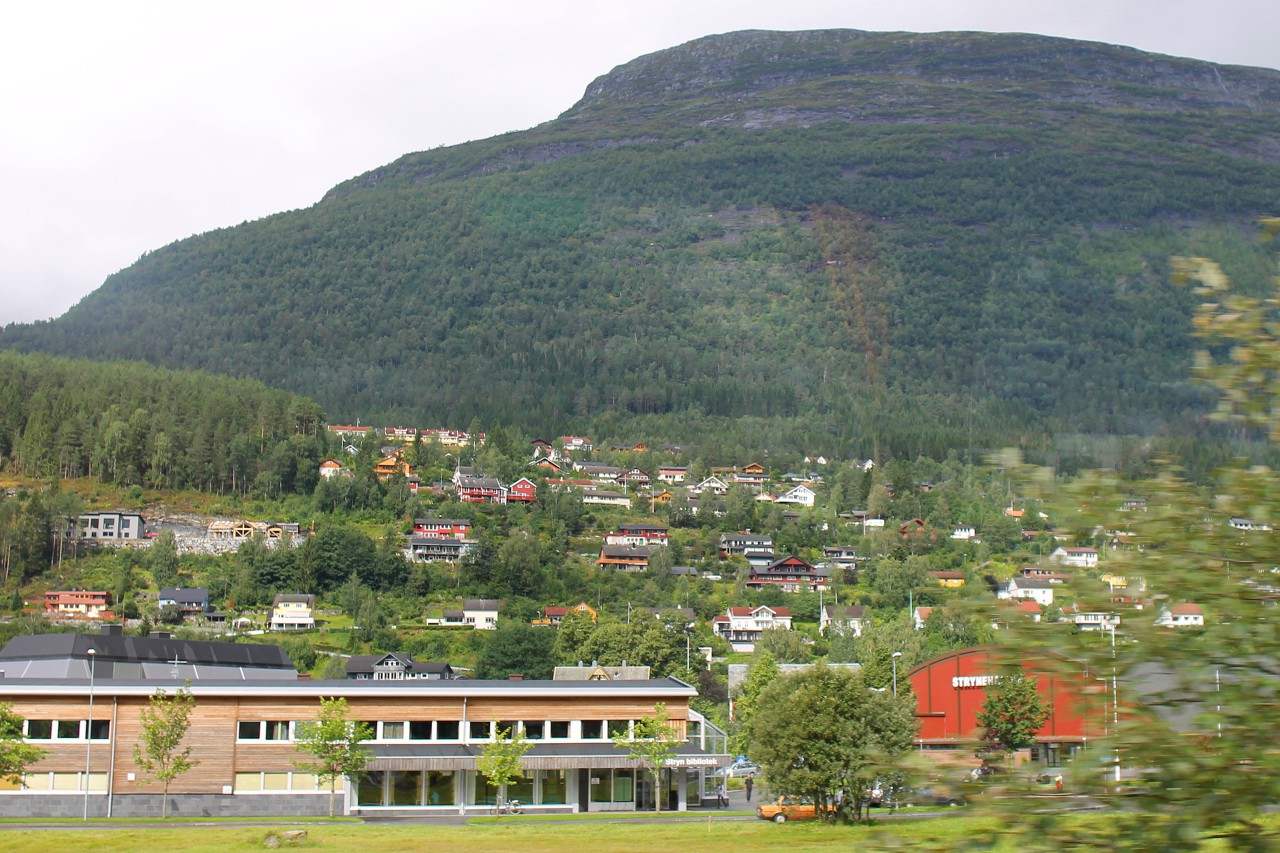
[100,624,123,636]
[508,674,524,681]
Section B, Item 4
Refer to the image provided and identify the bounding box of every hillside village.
[13,425,1217,701]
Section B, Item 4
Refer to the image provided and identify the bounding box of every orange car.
[755,796,833,823]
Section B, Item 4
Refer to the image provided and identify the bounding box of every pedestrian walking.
[716,781,727,809]
[745,775,754,802]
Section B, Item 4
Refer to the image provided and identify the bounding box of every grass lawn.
[3,811,1276,851]
[0,814,1000,853]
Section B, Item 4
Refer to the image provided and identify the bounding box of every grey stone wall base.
[6,793,331,819]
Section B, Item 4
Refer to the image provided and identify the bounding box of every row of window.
[0,772,108,792]
[22,719,111,741]
[234,772,325,792]
[236,718,651,743]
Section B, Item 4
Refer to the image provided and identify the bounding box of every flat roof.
[0,676,698,700]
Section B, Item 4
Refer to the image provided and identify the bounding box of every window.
[238,720,293,741]
[381,722,405,740]
[607,720,630,738]
[408,721,431,740]
[57,721,80,739]
[265,721,291,740]
[549,721,570,739]
[469,721,490,740]
[89,720,111,740]
[522,720,546,740]
[540,770,566,804]
[581,720,605,739]
[436,721,460,740]
[262,773,289,791]
[25,720,52,739]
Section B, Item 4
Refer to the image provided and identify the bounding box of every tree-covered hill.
[4,29,1280,453]
[0,351,326,493]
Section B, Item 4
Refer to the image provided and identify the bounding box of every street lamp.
[891,651,903,697]
[83,648,96,821]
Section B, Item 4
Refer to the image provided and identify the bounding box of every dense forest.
[3,30,1279,459]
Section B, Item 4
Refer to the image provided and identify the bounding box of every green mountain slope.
[4,30,1280,448]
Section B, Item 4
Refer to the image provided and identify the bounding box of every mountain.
[4,29,1280,455]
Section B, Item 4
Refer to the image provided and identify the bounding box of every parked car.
[715,760,760,778]
[902,786,967,808]
[755,795,833,823]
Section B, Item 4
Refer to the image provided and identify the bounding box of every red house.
[412,518,471,539]
[507,477,538,503]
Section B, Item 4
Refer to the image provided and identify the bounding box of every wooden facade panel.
[111,696,241,793]
[3,686,700,798]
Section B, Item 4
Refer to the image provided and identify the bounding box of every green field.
[0,815,990,853]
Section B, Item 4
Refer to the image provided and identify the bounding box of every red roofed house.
[1155,603,1204,627]
[533,601,599,627]
[327,425,370,439]
[712,605,792,653]
[44,591,114,621]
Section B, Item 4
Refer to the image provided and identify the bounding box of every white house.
[269,594,315,631]
[820,604,866,637]
[1068,608,1120,632]
[1155,603,1204,628]
[689,476,729,496]
[774,484,816,508]
[462,599,500,630]
[1050,547,1099,568]
[712,605,792,653]
[998,577,1056,607]
[950,524,976,541]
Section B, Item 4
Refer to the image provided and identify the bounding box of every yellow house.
[928,571,966,588]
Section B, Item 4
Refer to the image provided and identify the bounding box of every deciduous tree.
[0,702,45,784]
[612,702,680,812]
[975,671,1049,764]
[293,697,372,817]
[750,664,917,822]
[133,684,199,818]
[476,723,531,808]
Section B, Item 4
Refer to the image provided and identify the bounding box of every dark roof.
[0,632,294,669]
[463,599,500,610]
[159,587,208,602]
[345,653,453,675]
[599,544,653,558]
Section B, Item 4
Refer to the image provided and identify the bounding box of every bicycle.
[489,797,523,816]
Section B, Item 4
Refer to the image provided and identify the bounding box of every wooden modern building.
[0,676,728,818]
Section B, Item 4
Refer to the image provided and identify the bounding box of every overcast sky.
[1,0,1277,326]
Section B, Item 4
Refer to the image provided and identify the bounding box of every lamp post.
[891,651,903,697]
[83,648,96,821]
